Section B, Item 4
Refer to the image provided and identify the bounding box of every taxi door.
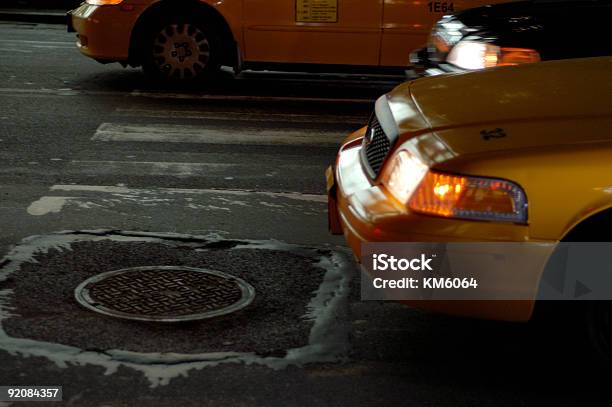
[380,0,509,67]
[243,0,384,66]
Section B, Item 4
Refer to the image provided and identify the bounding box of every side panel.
[429,123,612,242]
[243,0,383,65]
[199,0,244,50]
[380,0,517,67]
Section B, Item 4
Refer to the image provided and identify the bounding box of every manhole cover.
[74,266,255,322]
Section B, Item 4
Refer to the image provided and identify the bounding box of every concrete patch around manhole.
[0,230,354,387]
[74,266,256,322]
[7,240,319,354]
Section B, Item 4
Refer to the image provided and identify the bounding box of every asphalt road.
[0,21,610,406]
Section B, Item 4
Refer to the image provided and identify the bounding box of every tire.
[142,15,221,81]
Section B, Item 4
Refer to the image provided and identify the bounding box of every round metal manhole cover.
[74,266,255,322]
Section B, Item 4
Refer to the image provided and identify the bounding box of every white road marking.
[92,123,346,146]
[0,39,73,45]
[70,160,237,177]
[27,185,326,216]
[0,48,32,53]
[29,44,75,49]
[50,184,327,203]
[114,107,365,125]
[0,88,374,105]
[0,88,119,97]
[130,90,375,104]
[69,160,320,178]
[26,196,73,216]
[0,41,73,50]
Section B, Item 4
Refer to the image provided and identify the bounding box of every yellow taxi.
[327,56,612,357]
[68,0,513,80]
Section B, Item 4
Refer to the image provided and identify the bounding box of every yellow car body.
[328,57,612,322]
[69,0,511,70]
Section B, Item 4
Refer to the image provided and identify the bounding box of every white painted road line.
[114,107,366,125]
[26,196,74,216]
[0,88,120,97]
[92,123,347,146]
[30,45,75,49]
[50,184,327,203]
[0,88,375,105]
[28,184,327,216]
[0,39,74,45]
[0,40,74,49]
[0,48,32,53]
[130,90,375,105]
[69,160,320,178]
[70,160,237,177]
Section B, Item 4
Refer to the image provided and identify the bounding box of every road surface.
[0,21,608,406]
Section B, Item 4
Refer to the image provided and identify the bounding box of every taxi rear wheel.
[142,18,220,81]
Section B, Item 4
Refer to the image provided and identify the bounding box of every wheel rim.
[152,23,210,79]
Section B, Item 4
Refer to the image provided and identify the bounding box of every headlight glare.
[409,171,528,223]
[383,150,429,204]
[86,0,123,5]
[447,41,500,70]
[447,40,539,70]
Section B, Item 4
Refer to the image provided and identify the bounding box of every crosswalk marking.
[0,39,73,45]
[0,88,117,97]
[26,196,73,216]
[27,184,328,216]
[69,160,320,177]
[0,88,376,106]
[114,107,366,125]
[129,90,375,104]
[0,48,31,53]
[70,160,238,177]
[0,39,74,50]
[92,123,347,146]
[50,184,327,203]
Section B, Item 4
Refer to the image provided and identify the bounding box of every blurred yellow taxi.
[68,0,513,80]
[327,57,612,323]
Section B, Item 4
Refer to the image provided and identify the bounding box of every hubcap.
[152,23,210,79]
